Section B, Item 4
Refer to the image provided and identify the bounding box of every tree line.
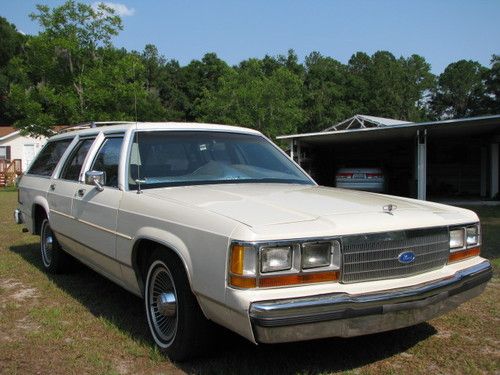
[0,1,498,139]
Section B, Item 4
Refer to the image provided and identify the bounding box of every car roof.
[49,122,263,141]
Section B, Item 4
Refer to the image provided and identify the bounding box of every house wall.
[0,133,47,171]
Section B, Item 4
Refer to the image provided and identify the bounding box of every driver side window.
[91,137,124,188]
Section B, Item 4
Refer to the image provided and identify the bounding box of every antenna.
[133,60,144,194]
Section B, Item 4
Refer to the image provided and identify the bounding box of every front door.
[71,136,124,282]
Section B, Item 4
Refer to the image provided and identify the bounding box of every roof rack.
[56,121,137,134]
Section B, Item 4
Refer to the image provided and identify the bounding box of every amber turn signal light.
[258,271,339,288]
[230,244,245,275]
[448,246,480,263]
[229,275,257,288]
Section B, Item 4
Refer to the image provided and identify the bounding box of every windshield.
[128,131,313,189]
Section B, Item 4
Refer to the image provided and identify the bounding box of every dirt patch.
[0,278,39,304]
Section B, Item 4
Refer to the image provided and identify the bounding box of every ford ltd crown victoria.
[14,122,492,360]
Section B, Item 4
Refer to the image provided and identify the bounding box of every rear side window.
[91,137,124,188]
[60,138,95,181]
[28,139,73,177]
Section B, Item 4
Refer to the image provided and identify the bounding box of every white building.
[0,126,48,172]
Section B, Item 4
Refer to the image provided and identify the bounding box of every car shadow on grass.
[10,242,437,375]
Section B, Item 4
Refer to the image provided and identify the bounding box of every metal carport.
[277,115,500,200]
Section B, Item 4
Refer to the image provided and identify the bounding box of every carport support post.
[491,143,499,198]
[417,129,427,200]
[481,147,488,197]
[297,141,302,166]
[289,140,294,160]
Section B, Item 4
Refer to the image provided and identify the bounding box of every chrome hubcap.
[148,263,178,343]
[157,291,177,317]
[41,223,53,267]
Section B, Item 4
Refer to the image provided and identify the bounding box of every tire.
[40,218,70,274]
[144,249,210,361]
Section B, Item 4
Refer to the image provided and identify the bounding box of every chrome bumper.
[14,209,23,224]
[250,260,492,343]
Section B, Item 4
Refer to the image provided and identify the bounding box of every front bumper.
[249,260,492,343]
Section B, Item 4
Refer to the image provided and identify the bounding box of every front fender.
[132,226,194,286]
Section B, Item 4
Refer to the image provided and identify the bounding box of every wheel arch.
[32,196,50,235]
[131,228,194,297]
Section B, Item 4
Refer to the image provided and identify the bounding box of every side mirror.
[85,170,106,191]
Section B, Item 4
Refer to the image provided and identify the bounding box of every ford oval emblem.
[398,251,416,264]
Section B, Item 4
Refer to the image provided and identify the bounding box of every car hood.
[143,184,470,228]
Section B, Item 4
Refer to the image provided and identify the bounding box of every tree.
[181,53,231,120]
[346,51,435,122]
[484,54,500,114]
[0,17,26,123]
[5,1,168,136]
[431,60,488,119]
[29,1,122,115]
[302,52,349,132]
[197,60,304,139]
[398,54,435,121]
[0,17,25,68]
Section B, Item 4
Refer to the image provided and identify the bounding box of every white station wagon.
[15,122,492,361]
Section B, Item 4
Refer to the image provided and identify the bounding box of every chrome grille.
[341,227,449,283]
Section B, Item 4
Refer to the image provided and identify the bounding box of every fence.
[0,159,22,187]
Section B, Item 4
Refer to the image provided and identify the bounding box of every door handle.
[77,189,86,197]
[49,184,56,191]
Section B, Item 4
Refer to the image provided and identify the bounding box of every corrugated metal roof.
[277,114,500,143]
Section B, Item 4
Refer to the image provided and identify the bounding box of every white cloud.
[92,2,135,17]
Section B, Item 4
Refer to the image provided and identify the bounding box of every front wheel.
[144,250,210,361]
[40,218,69,274]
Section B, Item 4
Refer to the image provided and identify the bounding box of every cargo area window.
[27,139,73,177]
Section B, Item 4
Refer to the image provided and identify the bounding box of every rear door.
[47,137,96,243]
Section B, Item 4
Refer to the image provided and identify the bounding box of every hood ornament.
[383,204,397,215]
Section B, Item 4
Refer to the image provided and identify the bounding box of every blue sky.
[1,0,499,73]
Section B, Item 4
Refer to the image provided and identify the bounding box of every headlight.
[449,228,465,250]
[229,239,341,288]
[260,246,292,273]
[448,223,481,263]
[466,225,479,246]
[302,242,333,269]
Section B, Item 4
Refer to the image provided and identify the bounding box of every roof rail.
[56,121,137,134]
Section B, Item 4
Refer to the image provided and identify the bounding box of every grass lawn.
[0,189,499,374]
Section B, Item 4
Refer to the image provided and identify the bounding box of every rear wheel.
[40,218,69,274]
[144,249,210,361]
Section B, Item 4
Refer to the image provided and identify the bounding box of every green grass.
[0,191,499,374]
[1,185,18,192]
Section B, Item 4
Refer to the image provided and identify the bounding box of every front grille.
[341,227,449,283]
